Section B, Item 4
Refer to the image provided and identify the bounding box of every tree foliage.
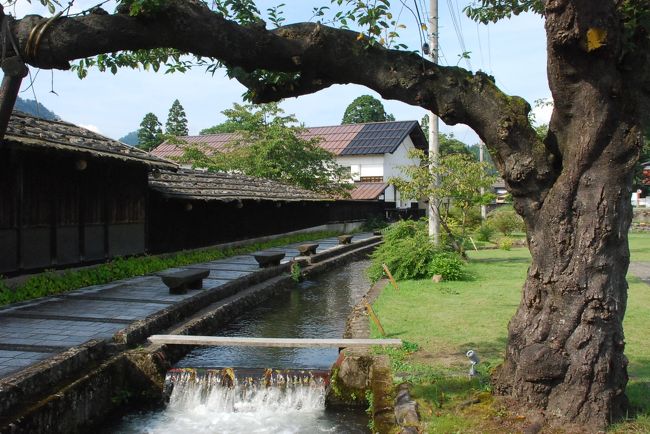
[341,94,395,124]
[137,112,163,151]
[200,101,277,134]
[165,99,189,136]
[178,103,352,195]
[391,150,497,253]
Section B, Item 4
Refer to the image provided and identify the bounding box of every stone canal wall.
[0,236,381,434]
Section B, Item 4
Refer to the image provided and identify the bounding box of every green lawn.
[370,235,650,433]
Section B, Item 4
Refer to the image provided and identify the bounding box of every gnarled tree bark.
[2,0,648,429]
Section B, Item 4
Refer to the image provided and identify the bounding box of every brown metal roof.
[300,124,364,155]
[350,182,388,200]
[4,111,176,169]
[149,169,328,202]
[150,121,426,159]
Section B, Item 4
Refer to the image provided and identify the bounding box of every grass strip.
[0,230,339,306]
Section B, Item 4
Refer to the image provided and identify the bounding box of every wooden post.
[469,237,479,252]
[0,57,28,142]
[365,303,386,337]
[382,263,399,292]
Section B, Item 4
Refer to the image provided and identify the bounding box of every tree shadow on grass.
[471,257,531,264]
[457,337,508,362]
[627,357,650,415]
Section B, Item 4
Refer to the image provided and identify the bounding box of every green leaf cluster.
[330,0,408,48]
[463,0,544,24]
[486,207,523,236]
[181,102,353,195]
[341,95,395,124]
[137,112,163,151]
[165,99,189,137]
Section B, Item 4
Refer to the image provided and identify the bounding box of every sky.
[4,0,552,145]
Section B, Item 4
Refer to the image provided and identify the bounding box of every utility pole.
[479,142,487,220]
[428,0,440,245]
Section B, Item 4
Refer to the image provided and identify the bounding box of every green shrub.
[446,206,482,233]
[498,236,513,250]
[368,233,440,281]
[362,215,388,232]
[486,208,523,236]
[476,224,495,242]
[368,220,467,282]
[429,252,466,281]
[382,218,427,245]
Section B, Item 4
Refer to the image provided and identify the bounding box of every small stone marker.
[253,251,286,268]
[337,234,353,245]
[431,274,443,283]
[297,243,319,256]
[161,269,210,295]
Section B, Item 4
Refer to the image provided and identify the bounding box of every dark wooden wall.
[0,147,148,276]
[147,195,388,254]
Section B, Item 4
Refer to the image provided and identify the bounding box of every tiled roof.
[149,169,327,202]
[350,182,389,200]
[4,111,176,169]
[151,120,426,159]
[151,133,240,158]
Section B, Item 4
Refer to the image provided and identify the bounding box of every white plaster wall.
[335,154,385,180]
[334,137,421,208]
[383,136,421,208]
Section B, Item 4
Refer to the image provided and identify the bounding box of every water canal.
[110,260,373,433]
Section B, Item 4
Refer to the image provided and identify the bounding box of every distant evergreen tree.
[137,113,163,151]
[165,99,189,136]
[119,130,139,146]
[341,95,395,124]
[14,97,59,121]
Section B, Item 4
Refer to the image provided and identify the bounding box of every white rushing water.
[114,370,365,434]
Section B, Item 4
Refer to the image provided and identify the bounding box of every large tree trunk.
[493,1,642,429]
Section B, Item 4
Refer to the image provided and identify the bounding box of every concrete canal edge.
[326,277,422,434]
[0,237,381,434]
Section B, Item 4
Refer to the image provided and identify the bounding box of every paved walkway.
[0,233,374,378]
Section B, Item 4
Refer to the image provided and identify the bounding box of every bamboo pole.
[382,263,400,292]
[365,303,386,337]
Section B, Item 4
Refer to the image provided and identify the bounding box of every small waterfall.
[164,367,330,413]
[115,368,340,434]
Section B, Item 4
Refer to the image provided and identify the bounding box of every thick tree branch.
[7,0,556,214]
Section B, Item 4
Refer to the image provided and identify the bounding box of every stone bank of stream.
[0,236,382,433]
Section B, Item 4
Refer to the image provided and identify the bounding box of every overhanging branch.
[7,0,557,213]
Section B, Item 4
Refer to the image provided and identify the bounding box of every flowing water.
[110,260,372,433]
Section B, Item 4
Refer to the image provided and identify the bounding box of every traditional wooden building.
[147,169,386,253]
[0,112,175,276]
[1,113,389,276]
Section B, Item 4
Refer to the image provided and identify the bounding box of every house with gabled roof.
[151,120,427,207]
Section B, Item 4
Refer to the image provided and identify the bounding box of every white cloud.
[79,124,101,134]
